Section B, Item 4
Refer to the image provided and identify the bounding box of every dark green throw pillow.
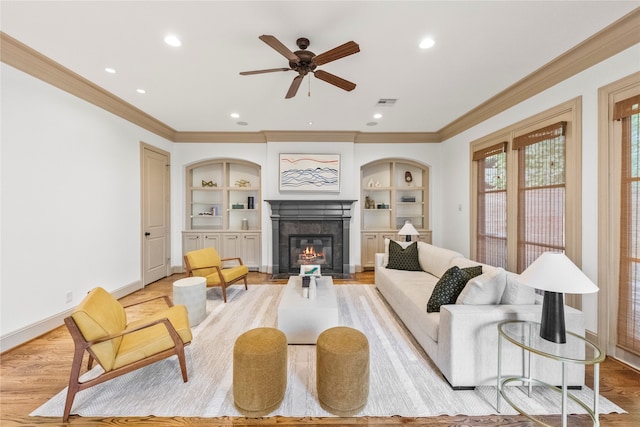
[426,266,473,312]
[462,265,483,279]
[386,240,421,271]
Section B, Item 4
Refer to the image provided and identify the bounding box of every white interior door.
[141,143,170,285]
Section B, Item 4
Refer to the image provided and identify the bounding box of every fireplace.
[267,200,355,278]
[290,235,333,270]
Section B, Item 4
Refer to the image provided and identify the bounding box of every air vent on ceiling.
[376,98,397,106]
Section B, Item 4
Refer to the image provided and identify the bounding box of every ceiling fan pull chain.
[308,76,311,97]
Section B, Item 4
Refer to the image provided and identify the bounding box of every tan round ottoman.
[233,327,287,416]
[316,326,369,415]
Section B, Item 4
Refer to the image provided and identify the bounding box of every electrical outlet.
[66,291,73,304]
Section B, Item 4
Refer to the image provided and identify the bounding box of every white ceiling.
[1,1,638,133]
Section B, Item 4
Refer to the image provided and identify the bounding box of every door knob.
[144,232,151,236]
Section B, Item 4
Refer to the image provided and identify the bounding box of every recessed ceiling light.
[164,34,182,47]
[105,67,116,74]
[230,113,240,119]
[136,88,146,94]
[419,37,435,49]
[237,121,248,126]
[366,122,378,126]
[308,121,314,125]
[373,113,382,119]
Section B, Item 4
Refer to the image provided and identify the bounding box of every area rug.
[31,284,625,418]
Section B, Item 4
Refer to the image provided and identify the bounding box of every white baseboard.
[0,280,142,353]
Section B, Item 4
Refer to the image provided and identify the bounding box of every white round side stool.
[173,276,207,326]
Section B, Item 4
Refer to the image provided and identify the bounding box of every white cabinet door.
[361,233,378,269]
[202,233,221,250]
[222,233,242,259]
[241,232,261,270]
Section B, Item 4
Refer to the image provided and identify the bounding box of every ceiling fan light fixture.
[419,37,435,49]
[240,35,359,99]
[164,34,182,47]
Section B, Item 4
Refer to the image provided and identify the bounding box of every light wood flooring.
[1,272,639,426]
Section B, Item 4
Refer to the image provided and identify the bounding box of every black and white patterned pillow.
[426,266,472,312]
[386,240,422,271]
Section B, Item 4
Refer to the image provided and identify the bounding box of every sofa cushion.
[456,267,507,305]
[386,240,421,271]
[375,265,441,342]
[427,266,473,312]
[417,242,464,278]
[501,273,537,304]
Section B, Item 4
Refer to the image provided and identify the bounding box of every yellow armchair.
[184,247,249,302]
[63,287,192,422]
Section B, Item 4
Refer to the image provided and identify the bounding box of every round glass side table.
[497,320,604,427]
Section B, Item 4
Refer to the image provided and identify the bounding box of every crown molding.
[354,132,440,143]
[2,7,638,144]
[438,7,640,141]
[0,32,177,141]
[174,130,439,143]
[174,131,267,143]
[264,130,357,142]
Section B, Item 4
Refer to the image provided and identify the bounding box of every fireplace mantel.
[266,200,355,276]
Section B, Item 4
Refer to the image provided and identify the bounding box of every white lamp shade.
[518,252,598,294]
[398,220,419,236]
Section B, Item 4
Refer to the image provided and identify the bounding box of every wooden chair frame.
[63,295,190,422]
[183,255,248,302]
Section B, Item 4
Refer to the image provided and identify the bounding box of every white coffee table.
[277,275,339,344]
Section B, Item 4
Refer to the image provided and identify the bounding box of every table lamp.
[518,252,598,343]
[398,220,419,242]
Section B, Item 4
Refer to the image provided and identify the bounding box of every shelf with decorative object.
[184,159,261,271]
[360,159,431,270]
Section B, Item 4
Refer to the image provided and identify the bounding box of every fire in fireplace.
[290,235,333,270]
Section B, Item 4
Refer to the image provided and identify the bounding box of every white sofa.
[374,240,585,389]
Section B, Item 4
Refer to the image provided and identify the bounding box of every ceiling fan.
[240,35,360,99]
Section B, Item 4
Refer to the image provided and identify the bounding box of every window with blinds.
[470,98,580,276]
[513,122,567,272]
[473,142,507,268]
[616,94,640,357]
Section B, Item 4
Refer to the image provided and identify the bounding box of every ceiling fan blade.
[239,68,291,75]
[259,35,300,64]
[313,70,356,92]
[312,41,360,66]
[285,75,304,99]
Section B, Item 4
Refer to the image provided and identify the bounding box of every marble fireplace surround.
[267,200,355,278]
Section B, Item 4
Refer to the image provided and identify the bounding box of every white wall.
[0,64,172,349]
[439,45,640,333]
